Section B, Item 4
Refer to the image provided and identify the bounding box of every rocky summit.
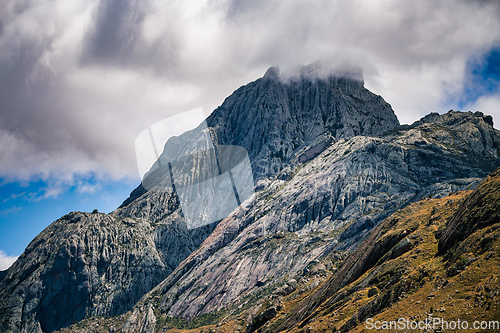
[0,65,499,333]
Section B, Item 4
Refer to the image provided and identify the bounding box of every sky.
[1,0,500,270]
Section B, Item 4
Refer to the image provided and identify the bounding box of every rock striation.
[128,110,499,323]
[0,210,213,333]
[206,65,399,180]
[271,166,500,333]
[0,64,499,333]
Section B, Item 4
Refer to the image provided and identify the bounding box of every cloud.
[0,206,22,216]
[36,186,63,201]
[0,0,499,185]
[75,182,102,194]
[0,250,18,270]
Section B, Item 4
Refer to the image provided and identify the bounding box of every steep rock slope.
[0,211,214,333]
[439,167,500,253]
[266,166,500,333]
[1,65,499,333]
[116,111,499,329]
[0,65,401,333]
[206,65,398,179]
[57,164,500,333]
[119,65,399,216]
[140,167,499,333]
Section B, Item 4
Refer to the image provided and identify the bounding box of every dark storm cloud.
[81,0,179,72]
[84,0,145,64]
[0,0,499,184]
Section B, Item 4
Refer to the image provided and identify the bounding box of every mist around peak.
[265,60,365,84]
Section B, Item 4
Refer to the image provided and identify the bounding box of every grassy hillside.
[271,168,500,333]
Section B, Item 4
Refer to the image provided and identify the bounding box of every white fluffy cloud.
[0,0,499,182]
[0,250,18,270]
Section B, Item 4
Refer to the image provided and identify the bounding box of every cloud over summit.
[0,0,499,183]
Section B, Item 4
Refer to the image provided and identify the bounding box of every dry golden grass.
[277,190,500,333]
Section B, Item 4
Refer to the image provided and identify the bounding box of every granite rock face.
[206,65,399,180]
[0,209,215,333]
[438,167,500,254]
[119,65,400,220]
[0,65,499,333]
[0,212,165,332]
[272,166,500,333]
[129,111,499,322]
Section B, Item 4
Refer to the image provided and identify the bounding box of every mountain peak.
[206,63,398,180]
[263,66,280,79]
[2,63,500,333]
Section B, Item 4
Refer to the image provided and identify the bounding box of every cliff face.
[0,212,164,332]
[119,65,400,217]
[0,207,218,333]
[267,166,500,333]
[126,111,499,324]
[56,168,500,333]
[0,211,208,333]
[0,65,499,333]
[438,167,500,254]
[205,65,399,179]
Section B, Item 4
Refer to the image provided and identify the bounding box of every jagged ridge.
[130,111,499,323]
[0,64,499,333]
[269,166,500,332]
